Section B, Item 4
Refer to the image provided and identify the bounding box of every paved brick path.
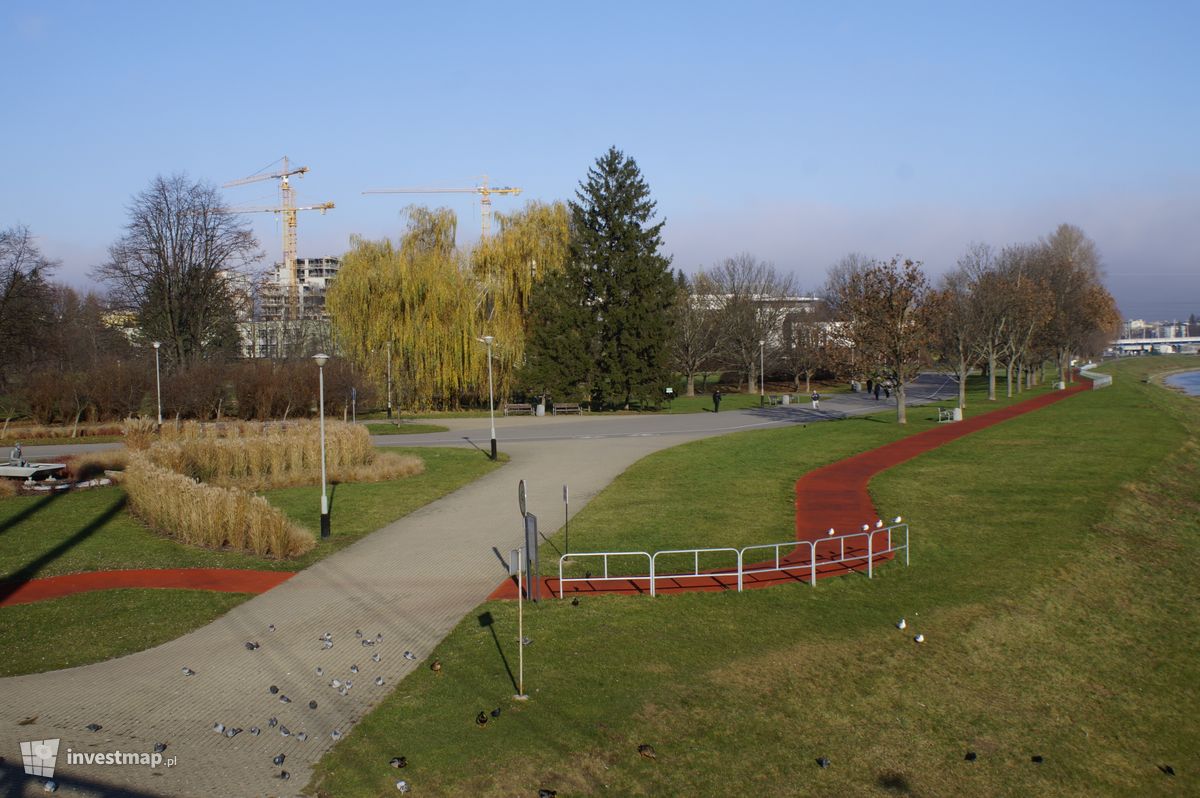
[0,569,293,607]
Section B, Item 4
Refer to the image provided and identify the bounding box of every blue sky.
[4,1,1198,319]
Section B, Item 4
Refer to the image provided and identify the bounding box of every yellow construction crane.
[223,156,334,316]
[363,175,521,238]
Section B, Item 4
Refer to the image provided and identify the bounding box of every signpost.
[514,478,531,700]
[563,484,570,557]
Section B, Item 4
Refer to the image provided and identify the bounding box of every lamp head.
[152,341,160,350]
[480,335,494,345]
[313,353,330,368]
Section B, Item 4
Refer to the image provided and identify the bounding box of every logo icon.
[20,738,60,777]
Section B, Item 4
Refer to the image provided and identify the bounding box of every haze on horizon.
[4,1,1198,321]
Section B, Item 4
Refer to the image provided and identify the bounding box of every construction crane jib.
[363,175,521,238]
[222,156,334,315]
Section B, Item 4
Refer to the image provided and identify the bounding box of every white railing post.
[867,534,874,579]
[737,550,743,592]
[905,525,910,566]
[649,557,656,597]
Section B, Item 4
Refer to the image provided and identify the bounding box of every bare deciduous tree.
[670,271,721,396]
[704,253,796,392]
[0,225,57,386]
[95,174,261,368]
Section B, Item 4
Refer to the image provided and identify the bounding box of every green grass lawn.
[0,446,502,675]
[310,357,1199,797]
[364,421,451,435]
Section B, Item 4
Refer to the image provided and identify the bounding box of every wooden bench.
[503,403,534,416]
[938,407,958,423]
[552,402,582,415]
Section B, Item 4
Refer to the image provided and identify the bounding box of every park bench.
[938,407,959,423]
[553,402,582,415]
[504,403,534,416]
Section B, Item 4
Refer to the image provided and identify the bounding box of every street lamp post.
[386,340,393,419]
[152,341,162,426]
[314,353,331,538]
[479,336,497,460]
[759,339,765,406]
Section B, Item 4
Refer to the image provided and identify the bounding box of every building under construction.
[240,257,341,359]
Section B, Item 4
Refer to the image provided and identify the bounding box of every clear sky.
[4,1,1198,320]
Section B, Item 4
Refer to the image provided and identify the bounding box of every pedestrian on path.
[884,383,892,400]
[873,383,881,401]
[811,391,820,410]
[866,378,874,394]
[712,389,722,413]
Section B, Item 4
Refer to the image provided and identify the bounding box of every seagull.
[322,632,332,641]
[345,680,353,689]
[638,744,657,760]
[350,665,359,673]
[375,676,385,686]
[273,754,286,766]
[331,730,343,741]
[964,751,977,762]
[897,618,907,630]
[153,743,167,754]
[395,781,410,794]
[390,756,407,768]
[331,679,342,689]
[212,723,225,734]
[475,711,489,728]
[372,653,382,663]
[914,634,925,643]
[827,528,835,537]
[309,701,318,710]
[339,686,349,696]
[430,659,442,675]
[404,651,417,661]
[181,667,196,676]
[268,624,276,632]
[816,756,830,768]
[269,685,279,694]
[875,519,884,528]
[893,516,902,524]
[85,724,102,732]
[323,640,334,650]
[861,524,869,531]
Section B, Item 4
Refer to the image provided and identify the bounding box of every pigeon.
[430,659,442,674]
[273,754,286,766]
[390,756,408,768]
[224,728,242,738]
[322,632,332,641]
[316,667,324,676]
[816,756,830,768]
[521,636,532,646]
[279,694,292,703]
[361,639,375,648]
[350,665,359,673]
[476,711,489,728]
[278,770,290,780]
[279,726,290,737]
[309,700,318,710]
[375,676,385,686]
[1031,755,1044,764]
[372,653,382,663]
[395,780,410,793]
[376,633,383,642]
[638,744,657,760]
[250,727,261,736]
[964,751,977,762]
[212,723,225,735]
[269,685,279,694]
[85,723,102,732]
[913,634,925,643]
[339,686,349,696]
[356,629,363,638]
[404,651,417,661]
[153,743,167,754]
[297,732,308,742]
[490,707,501,718]
[345,680,353,689]
[539,790,558,798]
[571,597,580,606]
[331,730,343,741]
[1159,765,1175,776]
[897,618,907,630]
[268,717,278,728]
[181,667,196,676]
[43,780,58,793]
[323,640,334,650]
[585,571,591,579]
[268,624,276,632]
[245,641,260,651]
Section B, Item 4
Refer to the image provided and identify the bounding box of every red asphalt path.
[0,568,295,607]
[491,380,1092,599]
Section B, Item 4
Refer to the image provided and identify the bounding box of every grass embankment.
[311,358,1199,797]
[365,421,451,435]
[0,447,503,676]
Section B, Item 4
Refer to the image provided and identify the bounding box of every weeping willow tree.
[329,202,570,410]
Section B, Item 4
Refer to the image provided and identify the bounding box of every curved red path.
[0,568,295,607]
[491,381,1092,599]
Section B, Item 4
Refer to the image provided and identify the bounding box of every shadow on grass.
[0,489,67,536]
[478,611,518,693]
[0,494,126,602]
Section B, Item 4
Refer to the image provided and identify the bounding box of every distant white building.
[240,257,341,358]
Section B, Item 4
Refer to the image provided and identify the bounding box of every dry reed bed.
[124,454,314,558]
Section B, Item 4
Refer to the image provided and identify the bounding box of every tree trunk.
[896,382,907,424]
[1005,361,1014,397]
[957,355,968,409]
[804,373,811,393]
[685,373,696,397]
[987,354,997,401]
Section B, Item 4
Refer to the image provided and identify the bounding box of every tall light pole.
[152,341,162,426]
[478,335,497,460]
[314,353,331,538]
[385,339,393,419]
[759,339,765,406]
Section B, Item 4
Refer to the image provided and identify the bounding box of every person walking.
[873,383,881,401]
[866,378,874,394]
[884,383,892,400]
[712,389,722,413]
[811,391,820,410]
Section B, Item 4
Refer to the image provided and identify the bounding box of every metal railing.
[555,523,910,598]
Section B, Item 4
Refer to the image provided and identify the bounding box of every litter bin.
[781,395,791,405]
[1054,381,1066,390]
[952,407,962,421]
[536,403,545,417]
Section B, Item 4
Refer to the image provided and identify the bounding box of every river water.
[1164,370,1200,396]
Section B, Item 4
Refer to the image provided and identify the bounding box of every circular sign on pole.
[562,484,568,503]
[518,479,527,517]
